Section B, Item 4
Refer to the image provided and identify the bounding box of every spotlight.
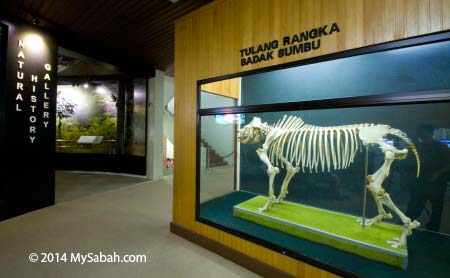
[31,17,40,25]
[83,83,89,89]
[24,33,45,52]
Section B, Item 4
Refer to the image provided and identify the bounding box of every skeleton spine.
[259,116,419,177]
[266,116,368,173]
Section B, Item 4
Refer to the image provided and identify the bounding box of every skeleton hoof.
[410,220,420,229]
[357,218,375,227]
[387,240,401,248]
[257,207,266,213]
[405,220,420,235]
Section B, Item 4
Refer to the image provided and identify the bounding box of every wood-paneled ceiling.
[1,0,213,75]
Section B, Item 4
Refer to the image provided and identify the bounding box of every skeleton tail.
[389,128,421,178]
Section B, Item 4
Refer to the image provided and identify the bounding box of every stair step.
[202,138,230,168]
[209,162,228,167]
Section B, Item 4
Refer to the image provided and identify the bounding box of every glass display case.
[55,78,147,156]
[197,34,450,277]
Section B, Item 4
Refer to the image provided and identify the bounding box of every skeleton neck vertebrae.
[238,115,421,248]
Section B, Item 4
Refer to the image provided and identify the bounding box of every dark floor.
[55,171,147,203]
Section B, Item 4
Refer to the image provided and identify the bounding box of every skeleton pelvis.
[382,148,408,160]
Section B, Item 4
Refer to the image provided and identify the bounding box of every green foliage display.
[57,115,117,154]
[56,90,118,154]
[59,115,116,140]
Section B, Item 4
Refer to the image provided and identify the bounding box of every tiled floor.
[55,171,146,203]
[0,174,260,278]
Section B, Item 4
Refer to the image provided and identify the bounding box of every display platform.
[200,191,450,277]
[234,196,407,269]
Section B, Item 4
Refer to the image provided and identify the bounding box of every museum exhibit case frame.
[195,32,450,278]
[55,75,149,175]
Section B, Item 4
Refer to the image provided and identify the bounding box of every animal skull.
[238,117,264,144]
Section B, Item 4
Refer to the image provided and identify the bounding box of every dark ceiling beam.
[0,8,155,77]
[73,1,130,34]
[131,1,199,38]
[98,0,205,47]
[98,1,172,43]
[0,0,214,77]
[125,0,169,24]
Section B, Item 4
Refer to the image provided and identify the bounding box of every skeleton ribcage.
[267,116,373,173]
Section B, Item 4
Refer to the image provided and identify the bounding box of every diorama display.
[197,35,450,277]
[55,78,147,156]
[56,82,118,154]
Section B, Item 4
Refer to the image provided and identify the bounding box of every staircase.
[200,139,229,168]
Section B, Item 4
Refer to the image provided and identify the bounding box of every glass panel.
[56,81,118,154]
[200,40,450,109]
[125,78,147,156]
[199,102,450,277]
[197,38,450,277]
[200,90,235,109]
[200,78,240,109]
[199,114,238,203]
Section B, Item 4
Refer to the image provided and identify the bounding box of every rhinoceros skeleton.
[238,115,421,248]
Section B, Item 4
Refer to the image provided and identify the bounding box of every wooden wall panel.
[430,0,443,32]
[173,0,450,277]
[444,0,450,29]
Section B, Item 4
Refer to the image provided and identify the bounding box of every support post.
[362,145,369,228]
[146,70,165,180]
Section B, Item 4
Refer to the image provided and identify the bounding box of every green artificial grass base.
[234,196,408,269]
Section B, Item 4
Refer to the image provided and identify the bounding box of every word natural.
[16,39,52,143]
[240,23,340,66]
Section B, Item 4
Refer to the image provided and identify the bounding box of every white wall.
[163,110,174,143]
[146,70,165,180]
[163,76,174,105]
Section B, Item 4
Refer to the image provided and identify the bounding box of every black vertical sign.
[0,19,57,220]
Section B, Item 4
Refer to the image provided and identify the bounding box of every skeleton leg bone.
[357,188,393,226]
[357,144,420,248]
[256,145,279,212]
[382,191,420,248]
[275,157,300,204]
